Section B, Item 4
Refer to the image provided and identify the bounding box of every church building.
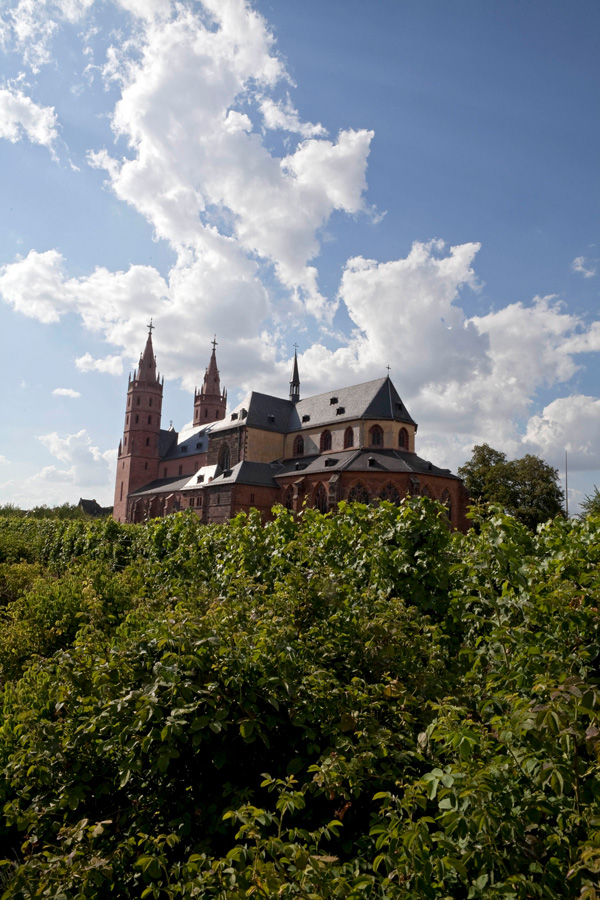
[113,325,469,529]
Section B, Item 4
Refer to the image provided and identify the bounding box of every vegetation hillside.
[0,501,599,898]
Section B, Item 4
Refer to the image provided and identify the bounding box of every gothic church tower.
[193,338,227,425]
[113,322,163,522]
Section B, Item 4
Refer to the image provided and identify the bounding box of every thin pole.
[565,450,569,517]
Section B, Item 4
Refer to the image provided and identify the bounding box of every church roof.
[160,422,214,460]
[208,376,416,435]
[289,377,416,430]
[274,448,458,480]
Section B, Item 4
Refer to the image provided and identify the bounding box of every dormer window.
[302,414,310,423]
[336,406,345,415]
[240,408,247,418]
[180,445,187,453]
[268,414,275,423]
[329,397,338,405]
[231,412,238,420]
[197,474,204,483]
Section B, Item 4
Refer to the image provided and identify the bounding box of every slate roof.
[160,422,213,460]
[208,376,416,436]
[129,475,192,497]
[196,460,283,488]
[274,448,458,480]
[289,377,417,430]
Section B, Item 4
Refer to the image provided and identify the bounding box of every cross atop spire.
[147,318,154,336]
[212,335,218,350]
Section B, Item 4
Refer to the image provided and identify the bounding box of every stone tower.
[193,338,227,426]
[113,321,163,522]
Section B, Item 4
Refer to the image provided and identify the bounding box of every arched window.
[320,430,332,452]
[293,435,304,457]
[344,426,354,449]
[218,443,231,470]
[313,482,328,513]
[441,489,452,523]
[398,428,408,449]
[379,484,402,506]
[283,486,294,510]
[347,482,369,504]
[421,484,433,498]
[369,425,383,446]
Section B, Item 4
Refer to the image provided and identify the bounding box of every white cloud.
[260,95,327,137]
[91,2,372,317]
[0,456,8,465]
[572,256,597,279]
[524,395,600,471]
[52,387,81,398]
[0,87,58,151]
[0,430,116,507]
[75,352,124,375]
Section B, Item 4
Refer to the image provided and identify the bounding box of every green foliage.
[580,486,600,517]
[458,443,565,528]
[0,502,599,897]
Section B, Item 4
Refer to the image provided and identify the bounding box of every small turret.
[289,346,300,403]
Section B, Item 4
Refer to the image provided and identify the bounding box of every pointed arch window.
[441,489,452,523]
[344,426,354,449]
[218,443,231,471]
[347,482,369,504]
[283,486,294,510]
[379,484,402,506]
[313,482,328,513]
[320,430,332,452]
[421,484,433,498]
[293,435,304,457]
[369,424,383,446]
[398,427,408,449]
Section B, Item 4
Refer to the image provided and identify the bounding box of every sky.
[0,0,599,512]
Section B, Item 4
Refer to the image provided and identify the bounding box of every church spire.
[289,345,300,403]
[137,318,158,383]
[194,337,227,425]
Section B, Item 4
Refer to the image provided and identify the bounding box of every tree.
[580,486,600,517]
[458,443,565,528]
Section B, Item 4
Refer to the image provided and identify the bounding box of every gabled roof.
[209,391,294,434]
[160,422,214,460]
[289,377,416,431]
[200,460,283,488]
[208,376,416,436]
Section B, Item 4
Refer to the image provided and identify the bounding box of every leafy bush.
[0,502,600,898]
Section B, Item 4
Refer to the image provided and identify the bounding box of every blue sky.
[0,0,598,511]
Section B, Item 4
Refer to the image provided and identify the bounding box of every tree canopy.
[458,443,565,528]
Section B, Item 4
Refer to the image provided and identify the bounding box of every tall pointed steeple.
[113,319,163,523]
[136,319,158,383]
[289,346,300,403]
[194,337,227,425]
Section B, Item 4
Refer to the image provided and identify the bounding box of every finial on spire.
[386,364,391,375]
[147,318,154,336]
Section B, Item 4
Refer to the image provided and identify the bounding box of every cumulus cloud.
[36,430,115,491]
[52,387,81,397]
[91,1,372,317]
[572,256,597,279]
[0,87,58,151]
[524,395,600,471]
[76,353,124,375]
[260,95,327,137]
